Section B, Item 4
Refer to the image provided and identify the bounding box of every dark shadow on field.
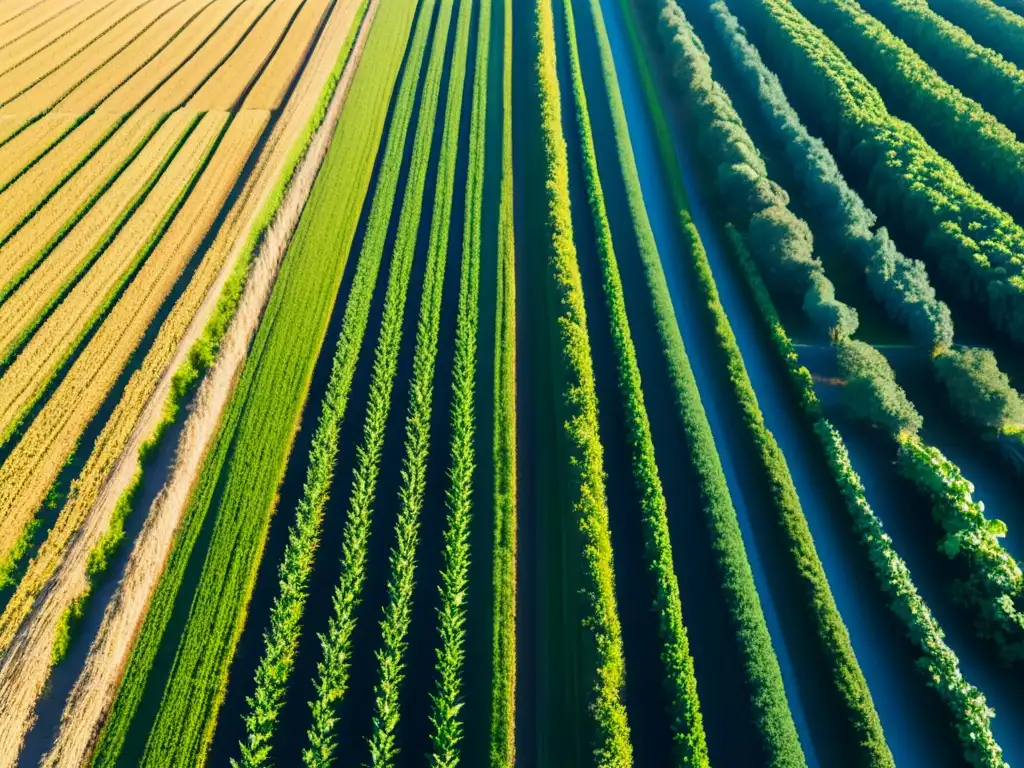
[551,0,675,763]
[512,0,587,763]
[202,0,440,760]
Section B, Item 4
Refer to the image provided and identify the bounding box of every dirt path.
[0,4,375,765]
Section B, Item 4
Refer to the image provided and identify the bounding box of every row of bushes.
[562,0,708,761]
[488,0,518,763]
[535,0,633,760]
[725,225,1008,768]
[647,1,896,763]
[367,0,473,760]
[896,435,1024,662]
[728,0,1024,344]
[929,0,1024,71]
[90,0,423,762]
[858,0,1024,141]
[296,1,453,764]
[790,0,1024,223]
[616,1,805,763]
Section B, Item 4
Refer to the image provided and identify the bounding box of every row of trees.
[930,0,1024,71]
[647,1,900,764]
[790,0,1024,226]
[727,224,1007,767]
[708,1,1024,439]
[858,0,1024,141]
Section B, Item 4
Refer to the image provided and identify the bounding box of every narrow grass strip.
[535,0,632,760]
[559,0,708,762]
[488,0,517,761]
[425,0,491,762]
[366,0,474,759]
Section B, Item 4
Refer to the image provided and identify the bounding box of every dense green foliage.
[652,0,860,344]
[708,0,953,351]
[90,3,423,763]
[929,0,1024,71]
[644,1,896,762]
[489,0,518,762]
[617,2,805,763]
[857,0,1024,140]
[726,225,1008,768]
[535,0,633,760]
[836,340,923,436]
[366,0,472,761]
[935,348,1024,433]
[425,0,490,764]
[897,436,1024,663]
[561,0,708,761]
[297,0,453,763]
[788,0,1024,221]
[728,0,1024,343]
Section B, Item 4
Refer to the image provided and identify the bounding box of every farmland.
[2,0,1024,765]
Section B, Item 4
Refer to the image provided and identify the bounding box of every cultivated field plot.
[2,0,1024,765]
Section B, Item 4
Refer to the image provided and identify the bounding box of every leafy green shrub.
[935,348,1024,432]
[836,339,922,435]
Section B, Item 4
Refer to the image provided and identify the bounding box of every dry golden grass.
[0,112,78,189]
[0,0,87,45]
[0,110,250,590]
[0,112,117,235]
[0,112,157,291]
[0,111,217,450]
[0,111,193,362]
[147,0,276,112]
[190,0,306,110]
[55,0,219,115]
[97,0,249,114]
[242,0,333,110]
[0,0,136,77]
[0,0,183,112]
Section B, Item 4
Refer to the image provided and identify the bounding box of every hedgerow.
[613,1,805,763]
[561,0,708,761]
[489,0,518,762]
[728,0,1024,342]
[724,224,1008,768]
[534,0,632,760]
[928,0,1024,71]
[640,0,891,761]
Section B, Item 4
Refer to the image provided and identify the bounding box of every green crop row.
[89,1,423,763]
[298,0,456,763]
[426,0,491,762]
[896,435,1024,662]
[728,0,1024,341]
[929,0,1024,71]
[488,0,517,760]
[790,0,1024,222]
[54,0,373,682]
[612,1,806,763]
[560,0,708,762]
[534,0,632,761]
[722,224,1008,768]
[856,0,1024,140]
[366,0,472,761]
[638,0,892,762]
